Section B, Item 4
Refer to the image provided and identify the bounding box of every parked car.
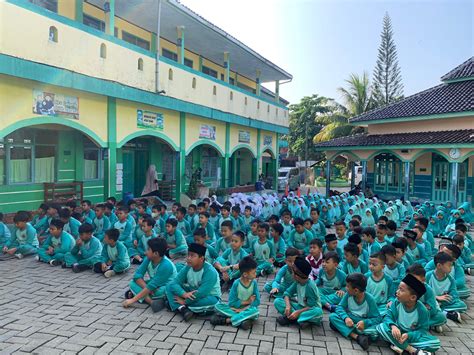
[278,167,300,191]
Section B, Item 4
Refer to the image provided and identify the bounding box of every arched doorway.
[261,148,276,189]
[229,147,256,186]
[185,143,223,189]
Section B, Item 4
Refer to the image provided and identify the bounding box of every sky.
[180,0,473,104]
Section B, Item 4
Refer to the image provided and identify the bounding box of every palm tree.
[314,72,373,143]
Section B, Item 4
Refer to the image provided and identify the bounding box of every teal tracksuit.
[250,238,275,275]
[274,279,324,325]
[185,213,199,232]
[288,229,312,254]
[176,219,192,242]
[97,241,131,273]
[114,220,133,248]
[419,283,446,328]
[281,223,293,243]
[38,231,75,263]
[272,237,287,264]
[215,279,260,327]
[195,222,216,247]
[426,271,467,312]
[0,222,11,249]
[264,264,294,297]
[128,231,156,258]
[329,293,381,340]
[215,248,248,280]
[231,215,245,232]
[32,215,48,235]
[340,259,368,275]
[166,262,221,313]
[7,223,39,255]
[244,231,258,253]
[406,243,427,266]
[376,300,441,352]
[216,237,231,255]
[92,215,111,242]
[383,262,406,288]
[63,218,81,239]
[364,272,396,316]
[64,236,103,267]
[317,268,347,305]
[164,229,188,258]
[310,220,326,240]
[425,260,470,299]
[129,256,177,301]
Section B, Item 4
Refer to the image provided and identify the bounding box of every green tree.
[285,95,332,159]
[372,12,404,106]
[314,72,372,142]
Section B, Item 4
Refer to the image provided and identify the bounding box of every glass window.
[83,15,106,32]
[35,145,55,183]
[202,66,218,78]
[29,0,57,13]
[201,148,218,178]
[84,149,99,180]
[162,147,176,181]
[9,146,32,183]
[162,48,178,61]
[184,58,193,69]
[122,31,150,50]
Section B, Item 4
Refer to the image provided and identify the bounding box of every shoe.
[210,314,227,326]
[151,299,166,313]
[298,321,311,330]
[178,306,194,322]
[240,320,253,330]
[104,270,116,278]
[466,268,471,276]
[356,334,370,351]
[276,316,291,326]
[390,344,403,354]
[414,349,431,355]
[329,305,337,313]
[61,262,67,269]
[131,257,141,265]
[14,253,23,259]
[49,259,61,266]
[446,311,462,323]
[72,263,89,273]
[35,255,40,261]
[124,290,134,299]
[434,325,443,333]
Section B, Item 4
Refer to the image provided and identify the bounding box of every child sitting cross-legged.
[274,256,324,329]
[37,218,75,266]
[376,274,441,354]
[0,212,11,251]
[341,242,368,275]
[365,252,396,316]
[214,231,248,288]
[64,223,103,272]
[271,223,287,267]
[329,273,381,351]
[129,216,156,265]
[264,247,299,298]
[2,211,39,259]
[122,238,177,312]
[211,256,260,330]
[93,228,131,278]
[306,238,323,280]
[317,251,347,312]
[381,244,406,288]
[250,222,275,276]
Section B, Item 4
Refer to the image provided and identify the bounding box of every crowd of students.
[0,191,473,355]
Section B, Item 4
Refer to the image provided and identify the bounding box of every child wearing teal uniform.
[392,237,414,270]
[348,233,369,265]
[0,212,11,249]
[81,200,96,224]
[453,234,474,273]
[114,207,133,248]
[242,206,253,234]
[317,251,347,311]
[164,218,188,259]
[310,208,326,240]
[403,229,428,266]
[92,204,111,242]
[250,223,275,276]
[376,274,441,354]
[59,208,81,240]
[2,212,38,258]
[244,219,260,252]
[94,228,131,278]
[166,243,221,321]
[123,238,177,312]
[214,231,248,284]
[185,204,199,231]
[212,256,260,329]
[105,203,118,226]
[340,243,368,275]
[323,233,343,259]
[288,218,312,254]
[230,206,244,232]
[64,223,103,272]
[406,263,447,333]
[129,217,156,264]
[195,212,216,247]
[274,256,324,328]
[31,204,49,235]
[192,228,219,267]
[334,220,349,252]
[381,245,405,287]
[362,227,382,256]
[365,252,395,316]
[216,220,233,254]
[280,212,293,243]
[176,207,192,241]
[270,223,287,266]
[264,248,299,297]
[37,219,75,265]
[329,273,381,351]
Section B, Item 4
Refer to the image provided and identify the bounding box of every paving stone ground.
[0,245,473,354]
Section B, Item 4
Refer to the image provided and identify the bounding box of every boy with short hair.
[2,211,38,258]
[288,218,312,255]
[186,204,199,231]
[64,223,103,272]
[37,219,75,266]
[271,223,287,267]
[81,200,96,223]
[334,220,349,251]
[129,216,156,264]
[176,207,192,242]
[164,218,188,259]
[376,274,441,354]
[349,233,369,265]
[193,228,219,266]
[32,204,49,235]
[166,243,221,321]
[323,233,342,258]
[92,204,111,242]
[216,220,233,254]
[104,202,118,226]
[403,229,428,266]
[264,248,299,297]
[123,238,177,312]
[310,208,326,241]
[317,251,347,311]
[377,216,388,225]
[381,244,406,287]
[306,238,323,280]
[94,228,131,278]
[212,256,260,329]
[329,273,381,351]
[114,206,133,248]
[362,227,381,255]
[214,231,248,284]
[280,211,293,242]
[251,223,275,276]
[341,242,368,275]
[242,206,253,234]
[59,208,81,240]
[365,252,395,316]
[392,237,414,270]
[244,219,260,252]
[375,224,389,248]
[452,234,474,275]
[230,206,244,232]
[274,256,324,328]
[196,212,216,246]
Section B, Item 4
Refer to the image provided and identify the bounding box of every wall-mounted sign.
[263,135,273,146]
[137,110,164,130]
[199,125,216,140]
[33,90,79,119]
[238,130,251,144]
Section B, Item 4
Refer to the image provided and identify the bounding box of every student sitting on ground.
[271,223,287,267]
[274,256,324,329]
[0,212,11,250]
[191,228,218,268]
[244,219,260,252]
[129,216,156,265]
[323,233,342,259]
[288,218,312,255]
[250,222,275,276]
[211,256,260,330]
[59,208,81,240]
[2,211,38,259]
[123,238,177,312]
[216,220,233,254]
[365,252,395,316]
[92,203,111,242]
[376,274,441,354]
[404,229,428,266]
[340,242,368,275]
[317,251,347,312]
[37,219,75,266]
[114,206,133,248]
[329,273,381,351]
[164,218,188,259]
[264,247,299,298]
[64,223,103,272]
[453,234,474,275]
[214,231,248,287]
[93,228,131,278]
[165,243,221,321]
[306,238,323,280]
[381,244,406,288]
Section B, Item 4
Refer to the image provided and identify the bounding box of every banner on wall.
[199,125,216,140]
[33,90,79,119]
[263,135,273,146]
[137,110,164,130]
[238,130,251,144]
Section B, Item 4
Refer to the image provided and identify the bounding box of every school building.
[0,0,292,213]
[315,57,474,207]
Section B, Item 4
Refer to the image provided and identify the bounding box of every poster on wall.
[263,135,273,146]
[238,130,251,144]
[33,90,79,119]
[137,110,164,130]
[199,125,216,140]
[116,163,123,192]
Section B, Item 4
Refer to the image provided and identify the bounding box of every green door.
[122,150,135,196]
[236,158,241,185]
[134,150,150,196]
[458,161,468,203]
[432,160,449,202]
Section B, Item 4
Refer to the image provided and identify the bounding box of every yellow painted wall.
[0,74,107,143]
[260,130,277,156]
[368,116,474,135]
[58,0,76,20]
[229,126,257,156]
[115,99,179,148]
[185,114,226,154]
[414,153,432,175]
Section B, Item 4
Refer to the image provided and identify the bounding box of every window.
[213,86,217,95]
[162,49,193,68]
[192,77,196,89]
[229,77,235,85]
[168,68,173,80]
[9,146,32,184]
[201,148,218,178]
[29,0,57,13]
[138,58,144,71]
[122,31,150,50]
[49,26,58,42]
[237,81,256,94]
[374,153,412,193]
[202,66,218,79]
[100,43,107,58]
[34,145,55,183]
[184,58,193,69]
[83,15,105,32]
[84,137,102,180]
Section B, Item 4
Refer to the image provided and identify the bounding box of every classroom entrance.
[122,140,150,198]
[432,153,467,203]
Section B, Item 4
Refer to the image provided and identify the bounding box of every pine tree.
[372,13,404,106]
